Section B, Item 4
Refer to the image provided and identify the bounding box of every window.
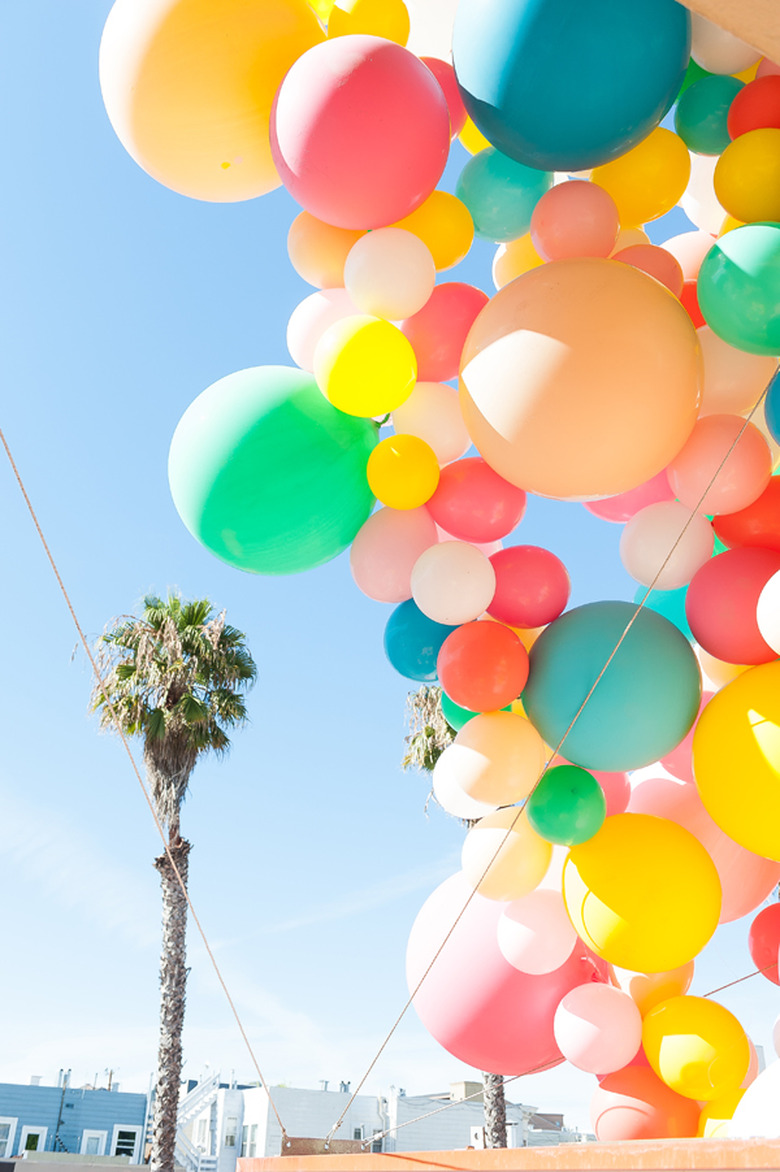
[352,1127,363,1142]
[248,1124,257,1158]
[224,1117,238,1148]
[20,1127,48,1154]
[371,1132,383,1153]
[0,1120,17,1159]
[81,1130,107,1157]
[240,1126,248,1157]
[111,1125,142,1161]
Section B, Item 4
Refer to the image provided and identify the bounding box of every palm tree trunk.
[483,1072,507,1148]
[151,838,191,1172]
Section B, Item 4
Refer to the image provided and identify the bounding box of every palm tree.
[92,593,257,1172]
[403,685,508,1150]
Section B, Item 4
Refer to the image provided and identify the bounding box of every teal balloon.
[674,75,742,155]
[455,148,552,242]
[523,601,701,772]
[634,584,692,641]
[697,223,780,356]
[440,690,511,731]
[169,365,377,574]
[765,369,780,443]
[526,764,606,845]
[384,600,456,682]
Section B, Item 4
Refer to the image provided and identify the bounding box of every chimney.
[30,1077,42,1087]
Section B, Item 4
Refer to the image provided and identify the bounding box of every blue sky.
[0,0,777,1135]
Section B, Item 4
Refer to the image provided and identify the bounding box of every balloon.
[393,190,473,270]
[366,435,439,510]
[554,983,642,1075]
[530,181,619,261]
[287,212,363,288]
[728,76,780,138]
[458,114,492,155]
[419,58,467,138]
[743,1036,761,1089]
[690,13,761,75]
[591,128,691,226]
[643,996,750,1101]
[775,1016,780,1059]
[636,583,693,641]
[620,502,714,590]
[679,279,705,328]
[527,764,606,845]
[591,1066,700,1140]
[680,152,726,235]
[432,710,545,808]
[699,1090,746,1137]
[757,57,780,79]
[99,0,324,202]
[350,505,438,602]
[667,415,772,516]
[406,872,607,1074]
[497,889,578,975]
[611,962,694,1017]
[439,691,492,732]
[401,282,488,383]
[664,230,717,279]
[487,546,570,628]
[523,602,702,773]
[383,598,456,681]
[327,0,410,44]
[452,0,690,172]
[425,457,526,544]
[343,228,435,320]
[686,546,780,664]
[459,259,701,500]
[714,129,780,223]
[660,690,715,784]
[411,541,495,625]
[584,470,674,524]
[492,233,545,288]
[612,245,684,296]
[693,661,780,860]
[610,227,650,254]
[438,620,529,712]
[168,366,375,574]
[748,903,780,984]
[314,315,417,416]
[286,287,358,372]
[696,646,750,690]
[757,569,780,653]
[674,75,743,155]
[697,325,778,416]
[729,1060,780,1138]
[455,148,552,242]
[697,222,780,356]
[462,806,552,901]
[270,35,450,229]
[594,770,631,817]
[767,369,780,443]
[714,478,780,552]
[432,761,498,822]
[391,381,470,466]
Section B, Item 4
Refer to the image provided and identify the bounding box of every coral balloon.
[643,996,750,1101]
[584,470,674,524]
[497,889,578,975]
[314,315,417,416]
[432,711,546,808]
[350,505,438,603]
[366,435,439,510]
[383,599,456,681]
[611,962,694,1018]
[530,181,619,261]
[728,76,780,139]
[620,501,714,590]
[686,546,780,664]
[438,621,529,712]
[402,282,488,383]
[391,381,471,466]
[612,245,684,296]
[714,478,780,552]
[591,128,691,226]
[425,457,526,544]
[287,212,363,288]
[411,541,495,625]
[714,129,780,223]
[667,415,772,516]
[286,287,358,372]
[344,228,435,320]
[487,546,570,628]
[554,983,642,1075]
[591,1065,701,1140]
[462,807,552,901]
[419,58,467,137]
[697,222,780,356]
[393,190,474,270]
[697,326,778,416]
[748,903,780,984]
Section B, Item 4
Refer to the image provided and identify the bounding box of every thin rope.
[327,378,775,1144]
[703,961,779,998]
[0,426,289,1143]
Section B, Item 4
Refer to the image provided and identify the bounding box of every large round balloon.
[522,601,702,772]
[168,366,376,574]
[383,599,456,682]
[643,996,750,1101]
[697,223,780,355]
[99,0,324,201]
[591,1066,701,1140]
[406,872,607,1074]
[452,0,690,172]
[459,259,701,500]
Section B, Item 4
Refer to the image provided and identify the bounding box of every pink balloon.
[748,903,780,985]
[487,545,570,627]
[584,469,674,523]
[530,180,619,260]
[628,773,780,923]
[400,282,488,382]
[743,1037,760,1088]
[270,36,450,229]
[663,230,716,280]
[687,546,780,664]
[661,691,715,783]
[286,287,357,371]
[667,415,772,516]
[757,57,780,78]
[426,457,527,543]
[406,872,608,1075]
[554,983,642,1075]
[591,1066,700,1140]
[592,770,631,816]
[349,506,438,602]
[435,525,503,557]
[612,244,684,297]
[420,57,467,137]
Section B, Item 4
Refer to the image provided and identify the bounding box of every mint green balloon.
[455,147,552,242]
[674,75,742,155]
[169,366,377,574]
[697,223,780,356]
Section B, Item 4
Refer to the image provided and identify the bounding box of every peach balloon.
[619,501,714,590]
[591,1066,700,1140]
[667,415,772,516]
[411,540,496,624]
[663,231,716,280]
[459,259,701,500]
[696,646,750,690]
[287,211,363,287]
[530,180,619,261]
[613,245,684,297]
[344,226,435,320]
[433,711,545,808]
[349,505,438,602]
[492,234,545,289]
[697,326,778,416]
[554,983,642,1075]
[391,381,471,466]
[611,962,695,1017]
[497,888,578,975]
[432,749,499,821]
[286,287,358,371]
[462,807,552,901]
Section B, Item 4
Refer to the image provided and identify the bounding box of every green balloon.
[674,75,742,155]
[455,147,552,242]
[440,690,511,731]
[169,365,377,574]
[526,764,606,846]
[697,222,780,356]
[676,56,712,99]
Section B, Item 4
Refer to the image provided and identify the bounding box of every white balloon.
[391,381,471,465]
[698,326,779,416]
[663,230,715,280]
[729,1059,780,1138]
[405,0,458,60]
[619,500,714,590]
[497,888,578,974]
[432,744,498,820]
[286,287,357,372]
[757,570,780,655]
[680,153,726,236]
[433,711,546,809]
[411,541,496,624]
[691,13,761,75]
[344,227,435,320]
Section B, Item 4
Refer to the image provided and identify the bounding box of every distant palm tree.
[402,685,508,1149]
[93,593,256,1172]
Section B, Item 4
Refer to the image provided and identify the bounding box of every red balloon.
[487,545,570,627]
[584,469,674,523]
[591,1066,700,1140]
[748,903,780,985]
[270,36,450,229]
[713,477,780,551]
[420,57,467,137]
[400,282,488,382]
[680,279,705,328]
[426,457,527,544]
[437,621,529,712]
[407,872,608,1075]
[686,546,780,664]
[728,75,780,139]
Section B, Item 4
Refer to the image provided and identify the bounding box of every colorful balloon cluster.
[100,0,780,1144]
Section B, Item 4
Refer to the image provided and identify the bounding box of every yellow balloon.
[698,1089,745,1137]
[314,315,417,416]
[309,0,334,17]
[394,191,474,271]
[462,807,552,902]
[563,814,721,972]
[718,214,744,237]
[99,0,324,202]
[287,212,364,288]
[714,128,780,223]
[732,61,759,83]
[492,234,544,289]
[592,128,691,226]
[693,661,780,861]
[643,996,750,1101]
[366,433,439,508]
[459,115,492,155]
[328,0,409,44]
[611,960,694,1017]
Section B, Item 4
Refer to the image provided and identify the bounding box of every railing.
[175,1129,218,1172]
[177,1075,221,1127]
